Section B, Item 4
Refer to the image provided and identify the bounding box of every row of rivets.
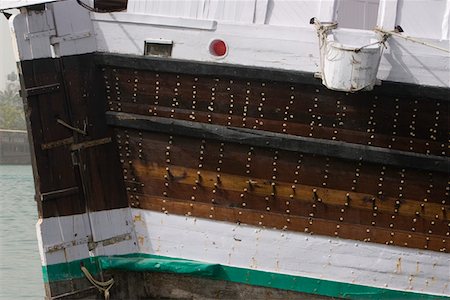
[287,155,304,228]
[208,80,217,124]
[138,131,143,160]
[332,99,345,141]
[309,90,321,137]
[170,75,181,118]
[366,97,377,146]
[132,70,138,103]
[189,77,198,121]
[161,135,174,214]
[104,68,113,111]
[226,80,234,126]
[149,73,160,116]
[388,98,399,149]
[242,82,251,128]
[210,142,225,217]
[113,68,122,112]
[408,100,418,151]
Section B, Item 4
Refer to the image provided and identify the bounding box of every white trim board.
[92,13,450,88]
[36,207,139,266]
[35,207,450,296]
[132,209,450,296]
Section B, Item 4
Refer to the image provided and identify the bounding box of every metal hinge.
[24,29,56,40]
[50,31,92,45]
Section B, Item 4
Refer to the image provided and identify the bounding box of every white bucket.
[320,29,383,92]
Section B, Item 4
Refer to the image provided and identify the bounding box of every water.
[0,165,44,299]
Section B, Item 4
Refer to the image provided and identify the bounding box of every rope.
[375,28,450,54]
[80,266,114,300]
[353,33,389,52]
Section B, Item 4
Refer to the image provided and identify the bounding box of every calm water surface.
[0,165,44,299]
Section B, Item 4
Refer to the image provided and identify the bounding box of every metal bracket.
[88,233,132,251]
[24,29,56,40]
[70,137,112,151]
[40,186,79,201]
[50,31,92,45]
[41,136,74,150]
[44,233,132,252]
[45,235,90,252]
[25,83,60,97]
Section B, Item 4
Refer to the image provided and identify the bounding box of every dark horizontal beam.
[106,112,449,173]
[95,53,318,86]
[95,53,450,101]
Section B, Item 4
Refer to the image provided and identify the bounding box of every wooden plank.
[60,54,128,212]
[123,130,447,205]
[106,112,449,173]
[109,100,446,156]
[20,58,85,218]
[112,126,449,252]
[123,163,449,237]
[95,53,450,101]
[101,66,448,156]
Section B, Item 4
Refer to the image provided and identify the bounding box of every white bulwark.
[6,0,449,87]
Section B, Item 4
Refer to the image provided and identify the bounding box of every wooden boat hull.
[17,52,449,299]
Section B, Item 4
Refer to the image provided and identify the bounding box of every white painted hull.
[36,208,450,297]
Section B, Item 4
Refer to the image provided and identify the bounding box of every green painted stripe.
[42,256,99,283]
[43,253,449,300]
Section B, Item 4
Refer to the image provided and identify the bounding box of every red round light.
[210,40,227,57]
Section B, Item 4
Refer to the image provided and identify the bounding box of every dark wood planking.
[121,129,448,207]
[19,55,129,218]
[103,54,449,252]
[107,111,449,174]
[96,53,450,102]
[123,156,448,225]
[101,63,448,150]
[122,164,449,238]
[110,100,446,157]
[102,66,448,156]
[19,58,84,218]
[60,56,128,212]
[112,127,449,252]
[19,53,448,255]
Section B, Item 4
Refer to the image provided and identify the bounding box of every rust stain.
[396,257,402,274]
[138,235,145,246]
[133,213,142,222]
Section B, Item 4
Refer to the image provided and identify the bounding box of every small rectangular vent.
[144,39,173,57]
